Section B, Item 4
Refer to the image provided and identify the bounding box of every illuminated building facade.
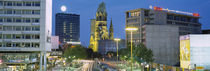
[55,13,80,44]
[0,0,52,70]
[126,7,201,65]
[180,35,210,69]
[89,2,114,52]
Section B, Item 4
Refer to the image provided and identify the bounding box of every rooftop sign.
[149,5,200,17]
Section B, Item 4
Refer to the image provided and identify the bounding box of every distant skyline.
[53,0,210,46]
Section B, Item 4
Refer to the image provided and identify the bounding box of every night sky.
[52,0,210,46]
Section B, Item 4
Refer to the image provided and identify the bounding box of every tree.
[63,45,87,62]
[133,43,154,63]
[119,43,154,63]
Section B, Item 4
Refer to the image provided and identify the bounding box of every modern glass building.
[0,0,52,71]
[55,13,80,44]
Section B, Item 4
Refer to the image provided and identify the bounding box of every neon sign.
[149,5,200,17]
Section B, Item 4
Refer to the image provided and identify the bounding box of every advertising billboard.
[180,35,190,68]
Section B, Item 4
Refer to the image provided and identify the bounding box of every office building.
[0,0,52,70]
[143,24,179,65]
[89,2,114,52]
[180,35,210,70]
[55,13,80,44]
[126,7,201,65]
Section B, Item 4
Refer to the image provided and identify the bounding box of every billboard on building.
[180,35,190,68]
[51,36,59,49]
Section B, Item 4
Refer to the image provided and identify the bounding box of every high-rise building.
[55,13,80,44]
[0,0,52,70]
[89,2,114,52]
[126,7,201,65]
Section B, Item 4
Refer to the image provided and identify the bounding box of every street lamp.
[125,27,138,71]
[114,38,121,62]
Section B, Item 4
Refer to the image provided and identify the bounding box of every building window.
[15,26,22,31]
[25,35,31,39]
[6,18,13,22]
[6,43,12,47]
[6,10,13,14]
[0,1,3,6]
[25,18,31,23]
[15,18,22,22]
[0,26,2,31]
[23,10,31,14]
[16,2,22,6]
[32,43,39,47]
[34,18,39,23]
[15,34,21,39]
[34,2,40,6]
[3,26,13,31]
[32,10,40,15]
[7,1,13,6]
[0,18,3,22]
[0,10,4,14]
[14,10,21,14]
[34,35,40,39]
[25,43,30,47]
[15,43,21,47]
[0,43,2,47]
[24,26,31,31]
[24,2,31,6]
[32,26,40,31]
[0,35,2,39]
[4,34,12,39]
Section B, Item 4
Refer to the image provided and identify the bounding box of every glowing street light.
[125,27,138,71]
[114,38,121,62]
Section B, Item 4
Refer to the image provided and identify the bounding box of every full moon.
[61,5,67,12]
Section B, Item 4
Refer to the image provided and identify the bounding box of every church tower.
[89,2,114,52]
[109,19,114,40]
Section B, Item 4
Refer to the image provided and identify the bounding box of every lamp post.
[114,38,121,62]
[126,27,138,71]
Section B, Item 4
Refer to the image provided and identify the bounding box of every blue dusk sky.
[52,0,210,46]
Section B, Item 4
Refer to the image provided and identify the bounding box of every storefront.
[0,53,39,71]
